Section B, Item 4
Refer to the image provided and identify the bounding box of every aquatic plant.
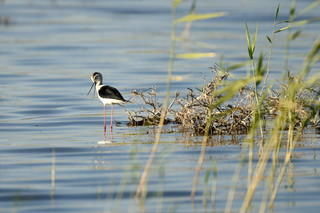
[127,64,320,136]
[127,88,177,126]
[132,0,320,212]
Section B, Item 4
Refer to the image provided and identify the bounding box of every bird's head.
[90,72,103,84]
[88,72,103,96]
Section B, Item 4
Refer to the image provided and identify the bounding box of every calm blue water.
[1,0,320,212]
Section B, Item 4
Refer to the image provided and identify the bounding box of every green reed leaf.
[274,17,320,33]
[255,53,266,87]
[172,0,182,9]
[225,61,250,72]
[289,0,296,20]
[274,26,289,33]
[289,30,301,40]
[266,35,272,44]
[174,12,226,23]
[212,77,260,108]
[299,0,320,16]
[275,4,280,21]
[176,52,216,59]
[306,40,320,63]
[245,24,258,59]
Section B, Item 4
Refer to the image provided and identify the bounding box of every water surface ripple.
[1,0,320,212]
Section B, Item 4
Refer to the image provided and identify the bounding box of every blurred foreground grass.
[132,0,320,212]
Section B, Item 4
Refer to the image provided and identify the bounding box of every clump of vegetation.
[127,88,177,126]
[263,75,320,128]
[126,67,255,135]
[127,65,320,135]
[174,67,253,135]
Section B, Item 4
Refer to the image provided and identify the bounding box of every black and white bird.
[88,72,128,137]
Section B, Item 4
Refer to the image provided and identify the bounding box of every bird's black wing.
[99,85,126,101]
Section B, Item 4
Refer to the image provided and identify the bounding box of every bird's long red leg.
[104,104,107,139]
[110,105,113,132]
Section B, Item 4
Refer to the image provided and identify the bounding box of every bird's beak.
[87,82,95,95]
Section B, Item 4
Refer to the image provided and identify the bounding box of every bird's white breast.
[98,96,125,105]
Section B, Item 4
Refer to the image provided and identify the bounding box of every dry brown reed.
[175,67,254,135]
[127,88,178,126]
[127,68,320,137]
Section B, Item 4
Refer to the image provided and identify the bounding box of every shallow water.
[1,0,320,212]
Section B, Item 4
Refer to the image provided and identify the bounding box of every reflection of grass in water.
[129,0,320,212]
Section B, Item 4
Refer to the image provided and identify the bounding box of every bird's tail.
[124,98,132,103]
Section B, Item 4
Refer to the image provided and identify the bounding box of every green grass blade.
[306,40,320,63]
[226,61,250,72]
[299,0,320,16]
[289,30,301,40]
[255,53,266,86]
[245,24,253,59]
[211,77,261,108]
[266,35,272,44]
[274,17,320,33]
[172,0,182,9]
[245,23,251,46]
[275,4,280,21]
[274,26,289,33]
[176,52,216,59]
[254,25,258,45]
[289,0,296,20]
[245,24,258,59]
[174,12,226,23]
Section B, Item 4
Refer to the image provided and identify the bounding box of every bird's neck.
[95,81,103,90]
[95,80,102,86]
